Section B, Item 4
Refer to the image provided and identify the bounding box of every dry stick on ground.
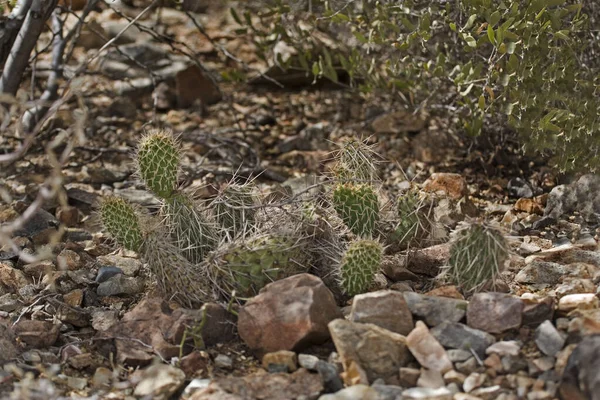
[0,0,58,96]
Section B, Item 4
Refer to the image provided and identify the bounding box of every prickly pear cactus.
[389,190,430,249]
[339,239,383,296]
[163,193,218,264]
[333,183,380,237]
[208,235,309,298]
[141,231,211,307]
[99,196,144,252]
[445,222,509,293]
[214,183,256,238]
[334,139,378,182]
[136,130,180,199]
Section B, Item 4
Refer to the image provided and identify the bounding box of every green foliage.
[339,239,383,296]
[208,234,308,298]
[333,183,380,237]
[445,222,509,293]
[214,182,257,238]
[164,193,218,264]
[136,130,180,199]
[99,196,144,252]
[234,0,600,171]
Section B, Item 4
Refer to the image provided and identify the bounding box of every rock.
[558,293,599,312]
[214,354,233,370]
[96,254,142,276]
[263,351,297,373]
[350,290,414,335]
[91,309,119,332]
[182,379,211,398]
[514,198,544,215]
[298,354,320,370]
[417,368,445,388]
[318,384,379,400]
[56,205,80,227]
[407,321,453,373]
[238,274,342,357]
[13,320,60,348]
[0,293,20,312]
[507,178,534,198]
[189,369,323,400]
[425,285,464,300]
[372,383,405,400]
[463,372,486,393]
[96,266,124,283]
[316,360,344,393]
[96,274,144,296]
[403,292,467,327]
[175,64,221,107]
[381,254,420,281]
[63,289,84,308]
[555,278,595,297]
[443,370,466,385]
[430,322,495,358]
[534,321,565,357]
[545,174,600,222]
[467,293,523,333]
[522,296,555,327]
[11,207,58,241]
[371,109,427,134]
[402,387,453,400]
[399,367,420,387]
[328,319,411,382]
[180,351,210,377]
[0,322,18,363]
[559,335,600,400]
[167,303,237,348]
[423,173,468,200]
[447,349,473,363]
[108,97,137,118]
[67,376,87,391]
[515,261,566,285]
[471,385,503,399]
[406,243,452,276]
[92,367,112,389]
[0,262,30,291]
[486,341,521,357]
[133,364,186,399]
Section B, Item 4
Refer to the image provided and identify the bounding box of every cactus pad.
[136,130,180,199]
[99,196,144,252]
[334,139,378,182]
[214,183,256,238]
[389,190,431,249]
[333,183,380,237]
[339,239,383,296]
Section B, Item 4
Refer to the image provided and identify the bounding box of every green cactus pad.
[164,193,218,264]
[339,239,383,296]
[390,190,430,249]
[214,183,256,238]
[334,139,378,182]
[136,130,180,199]
[99,196,144,252]
[210,235,309,298]
[333,183,380,237]
[446,222,508,293]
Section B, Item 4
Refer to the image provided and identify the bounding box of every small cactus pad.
[136,130,180,199]
[99,196,144,252]
[390,190,430,248]
[447,223,508,293]
[214,183,256,238]
[334,139,378,181]
[333,183,380,237]
[339,239,383,296]
[210,235,308,298]
[164,193,218,264]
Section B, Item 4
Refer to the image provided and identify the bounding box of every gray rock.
[522,296,555,327]
[96,274,144,296]
[403,292,467,327]
[535,321,565,357]
[447,349,473,362]
[545,174,600,222]
[372,383,405,400]
[96,266,124,283]
[430,322,495,358]
[350,290,414,335]
[298,354,320,370]
[96,254,142,276]
[316,360,343,393]
[0,322,18,363]
[214,354,233,369]
[133,364,186,399]
[328,319,411,382]
[559,335,600,400]
[466,293,523,333]
[507,177,534,198]
[515,261,566,285]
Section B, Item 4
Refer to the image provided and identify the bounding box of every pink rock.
[423,173,468,200]
[238,274,342,357]
[407,321,453,373]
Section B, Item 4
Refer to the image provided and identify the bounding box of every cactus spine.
[99,196,144,252]
[339,239,383,296]
[214,183,256,239]
[333,183,380,237]
[390,190,431,249]
[136,130,180,199]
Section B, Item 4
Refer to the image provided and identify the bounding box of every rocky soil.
[2,1,600,400]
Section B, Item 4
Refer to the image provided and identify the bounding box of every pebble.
[402,387,453,400]
[298,354,320,370]
[417,368,445,388]
[466,293,523,333]
[96,273,144,296]
[403,292,467,327]
[463,372,486,393]
[534,321,565,357]
[430,321,495,358]
[557,293,599,312]
[214,354,233,370]
[316,360,344,393]
[262,350,297,372]
[350,290,414,335]
[486,341,521,357]
[407,321,453,373]
[95,266,124,283]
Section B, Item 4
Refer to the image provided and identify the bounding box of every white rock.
[558,293,598,312]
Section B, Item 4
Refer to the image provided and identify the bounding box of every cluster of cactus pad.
[100,132,507,305]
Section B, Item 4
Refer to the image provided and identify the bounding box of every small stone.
[95,266,124,283]
[262,350,297,372]
[522,296,555,327]
[399,367,421,387]
[403,387,453,400]
[430,322,495,358]
[179,351,210,377]
[417,368,445,388]
[463,372,486,393]
[507,178,534,198]
[558,336,600,400]
[316,360,344,393]
[425,285,465,300]
[0,262,30,290]
[534,321,565,357]
[238,274,342,357]
[407,321,453,373]
[447,349,473,363]
[403,292,467,327]
[515,261,566,285]
[298,354,320,370]
[96,254,142,276]
[318,384,379,400]
[328,319,411,382]
[350,290,414,335]
[455,357,479,375]
[443,370,466,385]
[471,385,503,399]
[423,173,468,200]
[63,289,84,307]
[97,274,144,297]
[133,364,186,399]
[92,367,112,388]
[56,206,80,227]
[486,341,521,357]
[175,64,221,108]
[484,352,503,372]
[56,249,83,271]
[214,354,233,370]
[67,376,87,390]
[558,293,599,312]
[372,383,405,400]
[467,293,523,333]
[13,320,60,348]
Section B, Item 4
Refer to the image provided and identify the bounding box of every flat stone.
[403,292,467,327]
[328,319,411,382]
[0,262,30,291]
[402,387,453,400]
[96,274,144,297]
[238,274,342,357]
[515,261,566,285]
[486,341,521,357]
[423,173,468,200]
[96,254,142,276]
[430,322,495,358]
[13,320,60,348]
[318,384,379,400]
[133,364,186,399]
[522,296,555,327]
[262,350,297,373]
[350,290,414,335]
[558,293,599,312]
[407,321,453,373]
[466,293,523,333]
[417,368,445,388]
[534,321,565,357]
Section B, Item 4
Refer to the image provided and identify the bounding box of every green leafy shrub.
[233,0,600,171]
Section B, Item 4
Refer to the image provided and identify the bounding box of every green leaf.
[312,62,320,77]
[504,102,515,115]
[500,74,510,86]
[464,34,477,48]
[450,22,457,32]
[487,25,495,44]
[506,41,516,54]
[489,11,501,26]
[464,14,477,30]
[401,17,415,31]
[478,95,486,110]
[353,31,368,44]
[555,30,570,40]
[460,83,474,96]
